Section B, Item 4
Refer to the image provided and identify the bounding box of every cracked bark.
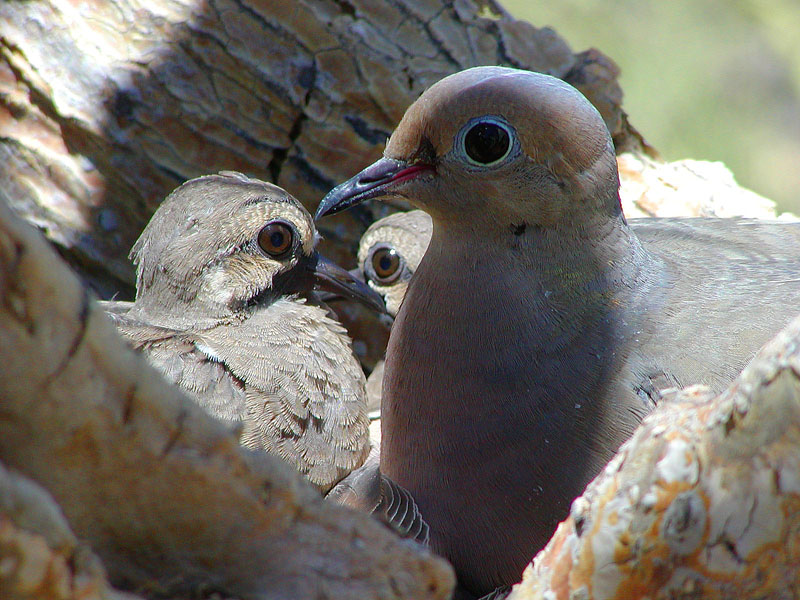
[0,193,454,599]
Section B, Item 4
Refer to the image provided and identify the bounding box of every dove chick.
[358,210,433,318]
[105,172,384,493]
[356,210,433,414]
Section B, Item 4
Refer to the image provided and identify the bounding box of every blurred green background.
[504,0,800,215]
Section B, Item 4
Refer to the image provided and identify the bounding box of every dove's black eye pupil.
[379,254,393,271]
[464,121,511,165]
[258,221,294,258]
[371,247,402,283]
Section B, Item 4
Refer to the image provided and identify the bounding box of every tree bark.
[0,193,454,599]
[0,462,143,600]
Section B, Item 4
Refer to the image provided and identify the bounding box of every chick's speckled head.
[130,172,318,322]
[358,210,432,317]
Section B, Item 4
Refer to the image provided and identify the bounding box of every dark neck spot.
[510,221,527,236]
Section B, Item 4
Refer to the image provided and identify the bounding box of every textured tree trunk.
[0,462,144,600]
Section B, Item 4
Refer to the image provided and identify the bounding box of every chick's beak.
[308,253,387,315]
[314,157,433,220]
[314,268,364,304]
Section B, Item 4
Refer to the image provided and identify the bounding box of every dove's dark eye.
[369,246,403,284]
[461,117,514,166]
[258,221,294,258]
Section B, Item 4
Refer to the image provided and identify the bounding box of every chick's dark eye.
[464,121,511,165]
[370,247,402,283]
[258,221,294,258]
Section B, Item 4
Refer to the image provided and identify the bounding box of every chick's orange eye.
[371,247,402,283]
[258,221,293,257]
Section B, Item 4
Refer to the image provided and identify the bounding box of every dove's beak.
[308,253,387,315]
[314,157,434,219]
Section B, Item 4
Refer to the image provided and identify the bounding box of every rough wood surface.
[617,153,790,220]
[0,462,143,600]
[508,315,800,600]
[0,192,454,600]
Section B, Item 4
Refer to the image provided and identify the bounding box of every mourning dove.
[356,210,432,413]
[315,67,800,596]
[104,172,384,493]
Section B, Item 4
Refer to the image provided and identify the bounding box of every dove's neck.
[380,211,659,593]
[129,286,280,332]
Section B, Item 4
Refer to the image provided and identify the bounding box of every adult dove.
[315,67,800,596]
[326,211,434,539]
[104,172,385,494]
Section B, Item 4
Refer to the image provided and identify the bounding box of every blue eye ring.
[457,116,517,167]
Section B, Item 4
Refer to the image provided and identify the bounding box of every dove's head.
[130,172,384,324]
[357,210,432,318]
[316,67,621,231]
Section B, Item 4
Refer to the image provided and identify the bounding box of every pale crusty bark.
[617,153,791,219]
[0,194,454,599]
[0,462,143,600]
[508,315,800,600]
